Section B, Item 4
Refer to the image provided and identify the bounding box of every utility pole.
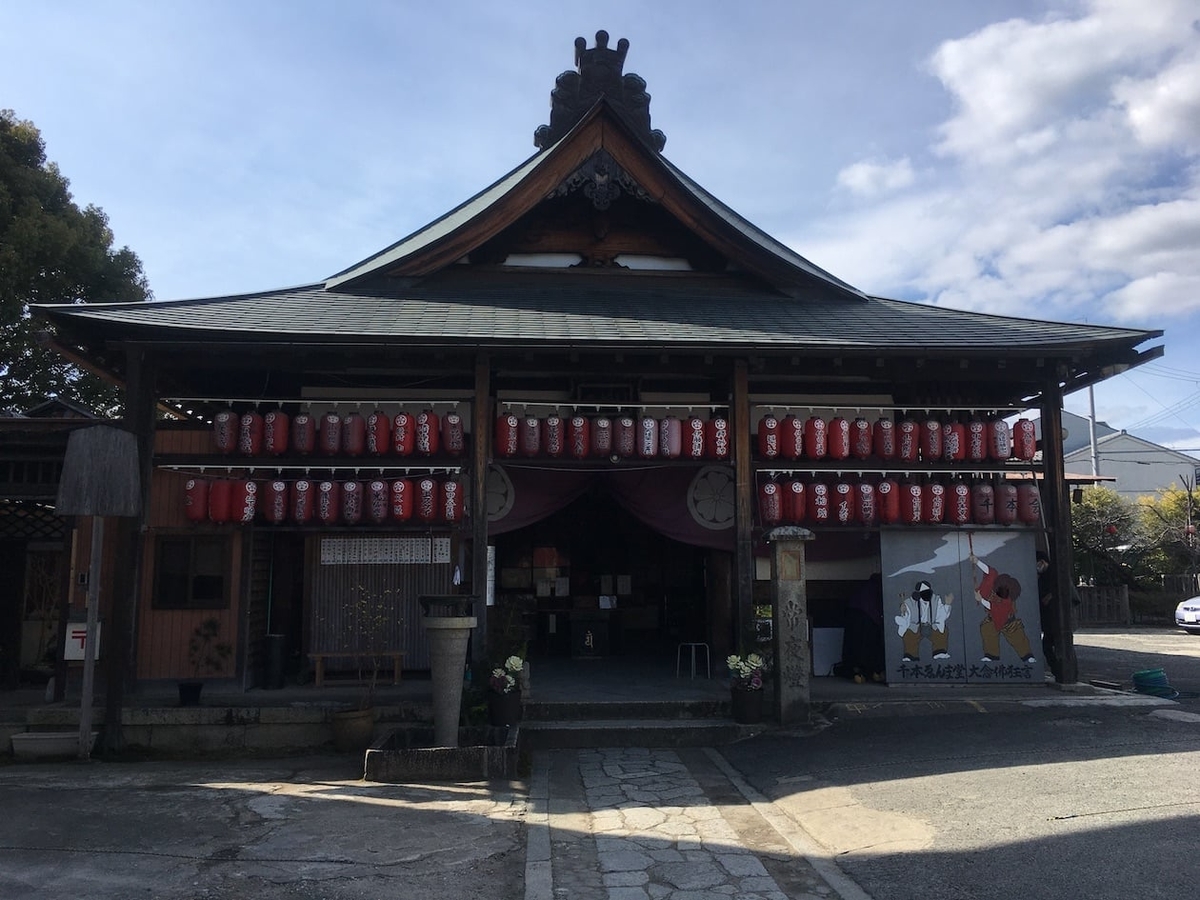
[1088,385,1100,477]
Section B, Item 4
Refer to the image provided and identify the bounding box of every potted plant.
[726,651,768,724]
[486,654,525,726]
[178,617,233,706]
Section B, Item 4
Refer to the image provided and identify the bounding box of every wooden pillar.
[102,348,156,751]
[732,359,753,649]
[1041,383,1078,684]
[470,353,491,666]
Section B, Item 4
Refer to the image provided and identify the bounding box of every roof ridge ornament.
[534,31,666,153]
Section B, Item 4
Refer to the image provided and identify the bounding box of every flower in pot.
[726,651,768,724]
[486,654,525,726]
[179,618,233,706]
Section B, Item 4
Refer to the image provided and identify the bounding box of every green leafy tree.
[1137,485,1200,577]
[1071,486,1150,586]
[1,109,150,414]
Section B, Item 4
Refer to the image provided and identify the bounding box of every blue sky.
[4,1,1199,452]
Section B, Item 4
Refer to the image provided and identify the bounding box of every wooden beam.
[1041,384,1078,684]
[471,353,491,666]
[732,359,753,650]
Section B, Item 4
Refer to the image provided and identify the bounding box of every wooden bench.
[308,652,405,688]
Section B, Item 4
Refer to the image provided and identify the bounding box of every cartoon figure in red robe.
[970,552,1036,664]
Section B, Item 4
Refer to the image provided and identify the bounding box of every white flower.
[504,655,524,674]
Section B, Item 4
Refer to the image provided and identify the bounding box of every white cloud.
[795,0,1200,331]
[835,158,915,197]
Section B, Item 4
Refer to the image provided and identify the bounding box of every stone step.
[522,698,730,722]
[516,717,764,750]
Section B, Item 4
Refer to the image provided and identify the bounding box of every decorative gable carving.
[549,149,655,211]
[534,31,666,152]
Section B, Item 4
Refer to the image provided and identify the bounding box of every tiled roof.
[39,270,1156,353]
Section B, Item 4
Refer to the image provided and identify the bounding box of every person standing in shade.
[1037,551,1061,679]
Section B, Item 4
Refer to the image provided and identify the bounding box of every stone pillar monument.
[420,596,478,748]
[764,526,815,726]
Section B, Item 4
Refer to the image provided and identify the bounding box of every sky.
[3,0,1199,453]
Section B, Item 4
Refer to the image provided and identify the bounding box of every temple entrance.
[490,483,711,667]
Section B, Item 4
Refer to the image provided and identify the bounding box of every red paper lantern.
[920,418,943,462]
[873,417,896,460]
[442,411,466,457]
[568,415,591,459]
[291,412,316,456]
[390,478,413,522]
[613,416,636,458]
[971,482,995,525]
[316,481,341,525]
[290,479,314,524]
[948,481,972,526]
[212,411,238,455]
[857,481,878,526]
[804,416,828,460]
[495,413,519,458]
[264,410,289,456]
[591,416,613,457]
[542,414,565,458]
[415,410,440,456]
[828,417,851,460]
[897,417,919,464]
[685,416,707,460]
[995,482,1018,525]
[238,411,264,456]
[966,419,987,462]
[442,479,463,524]
[877,478,901,524]
[783,479,806,523]
[1017,483,1041,524]
[341,412,366,458]
[659,416,682,459]
[781,415,804,459]
[1012,418,1037,461]
[989,419,1013,461]
[922,482,946,524]
[758,414,781,460]
[943,421,966,462]
[366,410,391,456]
[208,479,233,523]
[341,481,362,525]
[900,482,924,525]
[833,481,856,524]
[850,418,873,460]
[366,480,389,524]
[519,416,541,457]
[184,478,209,523]
[637,415,659,458]
[705,416,730,460]
[262,480,288,524]
[416,476,439,523]
[809,482,831,523]
[758,481,783,526]
[318,413,341,455]
[392,412,416,456]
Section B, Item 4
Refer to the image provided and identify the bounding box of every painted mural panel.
[881,530,1043,684]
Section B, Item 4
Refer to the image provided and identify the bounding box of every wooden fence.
[1075,585,1130,626]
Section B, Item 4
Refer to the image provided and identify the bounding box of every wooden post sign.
[55,425,141,760]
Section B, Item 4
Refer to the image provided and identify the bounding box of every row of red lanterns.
[183,476,464,526]
[212,409,467,458]
[495,413,730,460]
[757,477,1042,528]
[756,415,1036,463]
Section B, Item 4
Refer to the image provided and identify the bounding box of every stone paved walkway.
[526,746,867,900]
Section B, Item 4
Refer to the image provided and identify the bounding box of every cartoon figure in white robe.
[895,580,954,662]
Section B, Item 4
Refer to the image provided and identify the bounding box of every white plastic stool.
[676,642,710,678]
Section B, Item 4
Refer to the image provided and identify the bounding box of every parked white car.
[1176,596,1200,634]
